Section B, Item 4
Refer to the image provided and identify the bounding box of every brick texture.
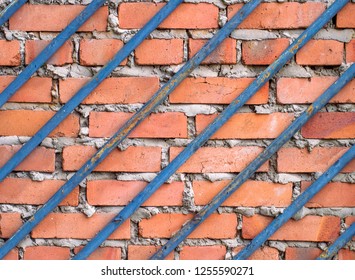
[233,246,279,260]
[24,246,71,260]
[346,40,355,63]
[74,247,121,260]
[0,213,23,238]
[180,246,226,260]
[336,3,355,28]
[127,245,174,260]
[285,247,322,260]
[0,41,21,66]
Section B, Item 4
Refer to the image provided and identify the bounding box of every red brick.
[135,39,184,65]
[277,77,355,104]
[74,247,121,260]
[32,213,130,239]
[25,40,73,66]
[0,178,78,206]
[139,213,237,239]
[243,215,340,242]
[346,40,355,64]
[337,3,355,28]
[127,245,174,260]
[228,3,325,29]
[242,39,290,65]
[87,180,183,206]
[285,247,322,260]
[196,113,294,139]
[0,76,52,103]
[170,146,268,173]
[0,145,55,172]
[302,113,355,139]
[62,146,161,172]
[180,246,226,260]
[24,246,70,260]
[0,213,22,238]
[59,77,159,104]
[0,110,79,137]
[9,5,107,31]
[89,112,187,138]
[193,180,292,207]
[233,246,279,260]
[296,40,344,66]
[118,3,218,29]
[0,41,21,66]
[2,249,18,260]
[189,39,237,64]
[170,77,269,105]
[345,216,355,241]
[277,147,355,173]
[338,249,355,260]
[79,39,125,66]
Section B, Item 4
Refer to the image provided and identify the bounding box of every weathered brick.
[170,77,269,105]
[233,246,279,260]
[127,245,174,260]
[170,147,268,173]
[338,249,355,260]
[135,39,184,65]
[346,40,355,63]
[62,146,161,172]
[242,39,289,65]
[32,213,130,239]
[0,145,55,172]
[337,3,355,28]
[193,180,292,207]
[296,40,344,66]
[277,147,355,173]
[0,41,21,66]
[139,213,237,239]
[196,113,294,139]
[74,247,121,260]
[0,110,80,137]
[87,180,183,206]
[243,215,340,241]
[180,246,226,260]
[9,5,108,31]
[24,246,71,260]
[2,249,18,260]
[0,213,22,238]
[118,3,218,29]
[89,112,187,138]
[285,247,322,260]
[189,38,237,64]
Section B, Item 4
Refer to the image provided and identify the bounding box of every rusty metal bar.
[0,0,27,26]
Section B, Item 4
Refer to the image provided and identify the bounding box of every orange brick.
[296,40,344,66]
[0,76,52,103]
[62,146,161,172]
[9,5,107,31]
[118,3,218,29]
[127,245,174,260]
[25,40,73,66]
[242,39,290,65]
[233,246,279,260]
[338,249,355,260]
[346,40,355,63]
[189,38,237,64]
[0,41,21,66]
[79,39,125,66]
[285,247,322,260]
[32,213,130,239]
[196,113,294,139]
[170,147,268,173]
[228,2,325,29]
[135,39,184,65]
[337,3,355,28]
[74,247,121,260]
[277,147,355,173]
[87,180,184,206]
[180,246,226,260]
[0,213,22,238]
[193,180,292,207]
[242,215,340,242]
[0,110,79,137]
[302,112,355,139]
[89,112,187,138]
[2,249,18,260]
[170,77,269,105]
[59,77,159,104]
[277,77,355,104]
[139,213,237,239]
[24,246,71,260]
[0,145,55,172]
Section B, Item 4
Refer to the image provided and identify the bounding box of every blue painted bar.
[317,223,355,260]
[75,0,349,260]
[0,0,27,26]
[235,145,355,260]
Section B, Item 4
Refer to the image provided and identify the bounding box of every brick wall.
[0,0,354,260]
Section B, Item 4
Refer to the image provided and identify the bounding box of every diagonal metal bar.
[76,0,350,261]
[235,145,355,260]
[317,223,355,260]
[0,0,27,26]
